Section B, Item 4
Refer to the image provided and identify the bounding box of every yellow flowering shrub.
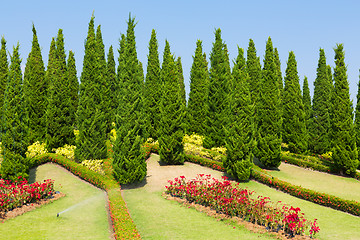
[146,138,159,147]
[321,151,332,160]
[81,159,105,175]
[26,141,48,159]
[210,146,227,155]
[110,128,117,143]
[54,145,76,160]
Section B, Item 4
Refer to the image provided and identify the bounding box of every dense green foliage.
[0,45,29,181]
[330,44,359,175]
[75,15,107,161]
[106,45,116,126]
[112,15,146,183]
[187,40,209,135]
[144,30,161,140]
[176,57,186,106]
[203,29,230,148]
[224,47,253,181]
[255,37,282,168]
[67,50,79,128]
[302,76,311,134]
[23,25,47,144]
[46,29,75,150]
[355,71,360,160]
[158,40,185,165]
[246,39,262,106]
[0,37,8,138]
[282,51,307,153]
[274,47,283,93]
[308,49,332,154]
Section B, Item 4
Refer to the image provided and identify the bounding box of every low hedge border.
[280,153,360,181]
[144,143,360,217]
[29,153,141,240]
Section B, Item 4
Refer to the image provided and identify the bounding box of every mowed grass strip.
[265,162,360,202]
[0,163,112,240]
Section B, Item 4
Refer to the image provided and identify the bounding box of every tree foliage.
[67,50,79,127]
[331,44,358,175]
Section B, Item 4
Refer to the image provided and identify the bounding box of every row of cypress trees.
[0,14,358,182]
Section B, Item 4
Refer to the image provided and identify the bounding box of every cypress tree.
[75,14,107,161]
[0,44,28,181]
[144,30,161,140]
[0,37,8,138]
[23,25,47,144]
[46,29,75,150]
[67,50,79,128]
[302,76,311,138]
[282,51,307,153]
[107,45,116,125]
[309,49,332,154]
[158,40,185,164]
[274,47,283,92]
[116,34,126,112]
[187,40,209,135]
[354,71,360,161]
[112,15,146,183]
[203,28,230,148]
[331,44,358,175]
[255,37,282,168]
[246,39,262,106]
[176,56,186,106]
[224,47,254,181]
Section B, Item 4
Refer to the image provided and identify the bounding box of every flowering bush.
[165,174,320,238]
[81,160,105,175]
[25,141,48,159]
[53,145,76,160]
[0,176,54,214]
[110,129,117,143]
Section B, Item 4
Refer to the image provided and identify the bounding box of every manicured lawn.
[236,180,360,240]
[0,163,112,240]
[265,162,360,201]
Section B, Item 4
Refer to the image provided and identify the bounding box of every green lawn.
[265,162,360,201]
[0,163,112,240]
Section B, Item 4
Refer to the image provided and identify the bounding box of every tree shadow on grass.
[253,157,280,171]
[121,177,148,190]
[28,167,37,184]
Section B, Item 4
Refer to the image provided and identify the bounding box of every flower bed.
[165,174,320,238]
[0,176,54,215]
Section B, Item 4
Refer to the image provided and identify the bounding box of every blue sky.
[1,0,360,104]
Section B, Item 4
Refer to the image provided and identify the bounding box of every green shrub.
[25,141,48,159]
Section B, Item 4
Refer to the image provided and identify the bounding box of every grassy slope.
[0,163,111,240]
[122,189,275,240]
[266,163,360,201]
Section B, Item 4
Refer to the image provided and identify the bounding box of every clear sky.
[1,0,360,104]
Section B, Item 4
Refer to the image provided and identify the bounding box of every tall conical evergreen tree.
[354,71,360,162]
[176,56,186,106]
[67,50,79,128]
[246,39,262,106]
[203,28,230,148]
[144,29,161,140]
[224,47,254,181]
[302,76,311,139]
[187,40,209,135]
[158,40,185,164]
[0,37,8,138]
[46,29,75,150]
[274,47,283,92]
[255,37,282,168]
[282,51,307,153]
[107,45,116,125]
[23,24,47,144]
[309,49,332,154]
[116,34,126,113]
[0,44,28,181]
[113,15,146,183]
[95,25,111,134]
[75,14,107,161]
[331,44,358,175]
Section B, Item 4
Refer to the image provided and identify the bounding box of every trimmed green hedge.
[281,153,332,173]
[29,153,141,240]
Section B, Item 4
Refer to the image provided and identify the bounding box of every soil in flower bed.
[163,194,317,240]
[0,192,65,222]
